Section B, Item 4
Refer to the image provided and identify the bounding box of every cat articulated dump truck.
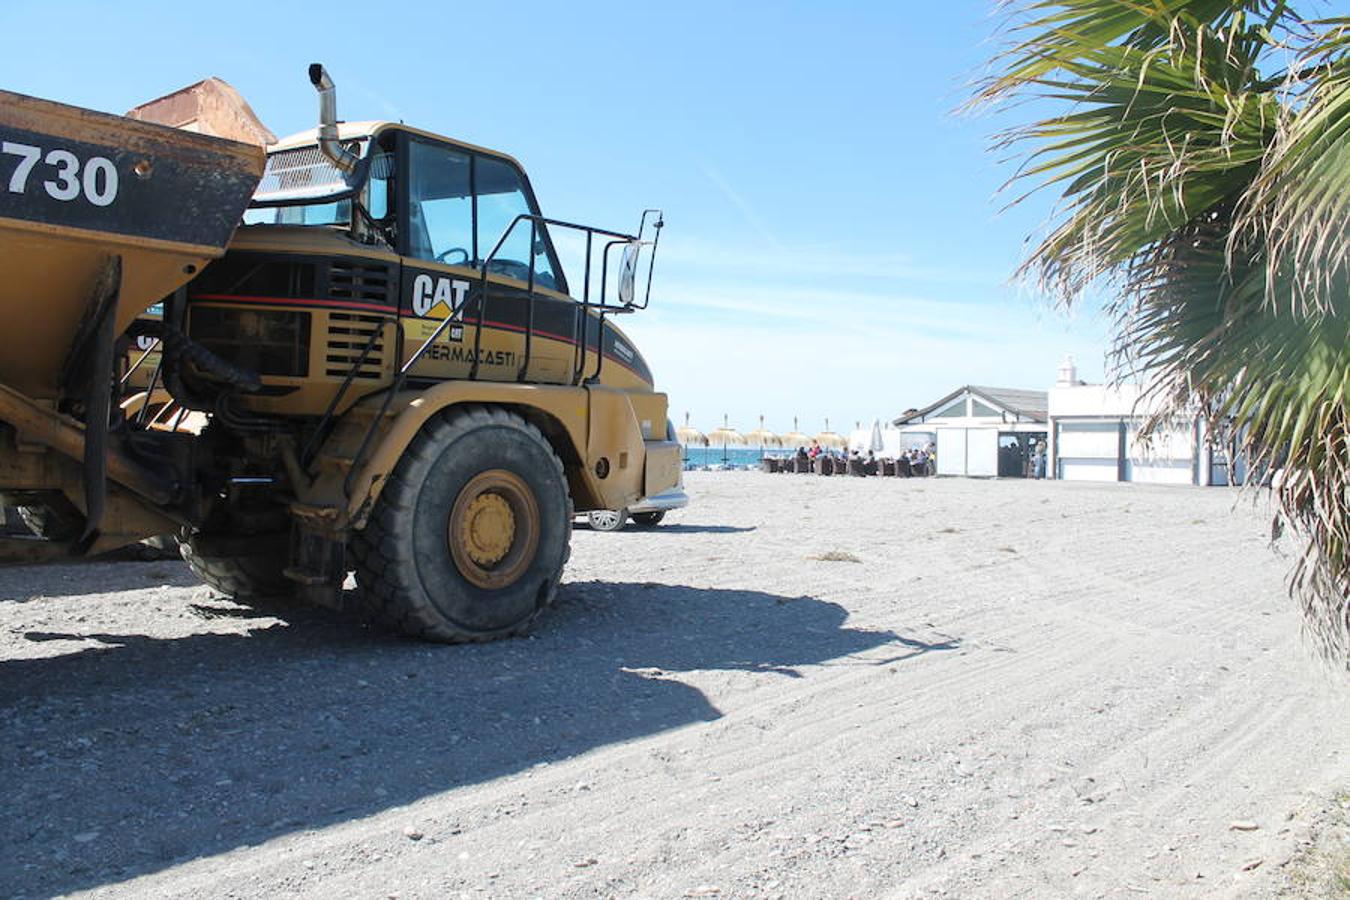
[0,65,679,642]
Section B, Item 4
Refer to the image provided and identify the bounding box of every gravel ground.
[1,472,1346,899]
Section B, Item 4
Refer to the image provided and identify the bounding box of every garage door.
[1125,421,1195,484]
[1056,421,1120,482]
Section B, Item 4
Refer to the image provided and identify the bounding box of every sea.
[683,447,793,469]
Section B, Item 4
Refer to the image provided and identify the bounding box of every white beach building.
[1048,357,1244,486]
[891,386,1049,477]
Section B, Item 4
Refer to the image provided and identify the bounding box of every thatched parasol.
[781,416,812,449]
[675,411,707,447]
[743,415,782,459]
[706,414,745,465]
[813,417,848,450]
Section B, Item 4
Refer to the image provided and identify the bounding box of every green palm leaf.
[974,1,1350,663]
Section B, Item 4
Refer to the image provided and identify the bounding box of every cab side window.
[407,139,473,265]
[475,156,557,290]
[366,145,394,221]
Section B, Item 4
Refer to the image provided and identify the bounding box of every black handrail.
[571,229,594,384]
[469,213,660,385]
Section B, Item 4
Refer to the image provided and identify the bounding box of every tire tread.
[350,405,573,643]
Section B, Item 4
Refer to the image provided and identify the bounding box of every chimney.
[1056,354,1079,387]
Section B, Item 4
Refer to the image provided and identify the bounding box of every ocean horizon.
[683,446,798,469]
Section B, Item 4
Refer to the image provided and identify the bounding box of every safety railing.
[335,210,661,497]
[468,211,662,384]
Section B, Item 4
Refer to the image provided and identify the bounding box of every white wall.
[1049,382,1159,418]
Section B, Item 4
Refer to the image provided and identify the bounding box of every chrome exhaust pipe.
[307,63,358,174]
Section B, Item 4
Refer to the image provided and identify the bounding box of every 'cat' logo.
[411,274,469,319]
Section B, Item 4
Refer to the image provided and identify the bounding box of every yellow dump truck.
[0,65,679,642]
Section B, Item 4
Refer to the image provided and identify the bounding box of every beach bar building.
[891,386,1048,477]
[1047,358,1244,486]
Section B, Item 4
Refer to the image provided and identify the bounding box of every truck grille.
[325,313,387,379]
[189,307,311,378]
[329,261,394,307]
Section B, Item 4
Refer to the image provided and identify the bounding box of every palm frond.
[974,1,1350,663]
[1235,17,1350,315]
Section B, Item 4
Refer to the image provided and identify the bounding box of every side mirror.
[617,241,641,307]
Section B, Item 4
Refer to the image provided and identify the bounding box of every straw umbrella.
[813,417,848,451]
[706,414,745,466]
[675,411,707,463]
[743,415,782,461]
[781,416,811,451]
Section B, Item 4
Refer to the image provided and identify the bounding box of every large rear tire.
[350,405,572,643]
[180,535,292,600]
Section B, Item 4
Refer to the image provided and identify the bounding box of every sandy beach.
[2,472,1346,898]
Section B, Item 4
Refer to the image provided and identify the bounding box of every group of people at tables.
[764,442,937,477]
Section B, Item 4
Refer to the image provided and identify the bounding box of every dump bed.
[0,89,264,398]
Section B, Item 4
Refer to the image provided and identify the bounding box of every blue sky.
[4,0,1111,436]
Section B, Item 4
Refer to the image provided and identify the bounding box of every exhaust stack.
[308,63,358,174]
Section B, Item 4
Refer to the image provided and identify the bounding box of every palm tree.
[973,3,1348,662]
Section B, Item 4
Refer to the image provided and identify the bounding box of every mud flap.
[74,256,121,547]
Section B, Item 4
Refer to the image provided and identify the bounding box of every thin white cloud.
[650,277,1067,346]
[700,166,786,252]
[655,235,1006,288]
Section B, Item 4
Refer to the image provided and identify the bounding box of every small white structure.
[1048,357,1243,485]
[892,386,1049,477]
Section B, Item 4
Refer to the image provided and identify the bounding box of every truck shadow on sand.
[577,523,757,534]
[0,559,202,601]
[0,581,958,896]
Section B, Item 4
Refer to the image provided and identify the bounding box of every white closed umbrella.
[869,419,885,454]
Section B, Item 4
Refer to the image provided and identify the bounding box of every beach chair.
[819,456,834,476]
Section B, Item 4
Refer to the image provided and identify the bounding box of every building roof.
[893,385,1049,425]
[970,386,1048,420]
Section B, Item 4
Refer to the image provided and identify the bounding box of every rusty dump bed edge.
[0,88,265,398]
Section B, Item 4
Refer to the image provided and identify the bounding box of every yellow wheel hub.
[448,469,541,590]
[462,492,515,566]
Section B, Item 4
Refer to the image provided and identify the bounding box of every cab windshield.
[240,134,562,293]
[406,138,560,291]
